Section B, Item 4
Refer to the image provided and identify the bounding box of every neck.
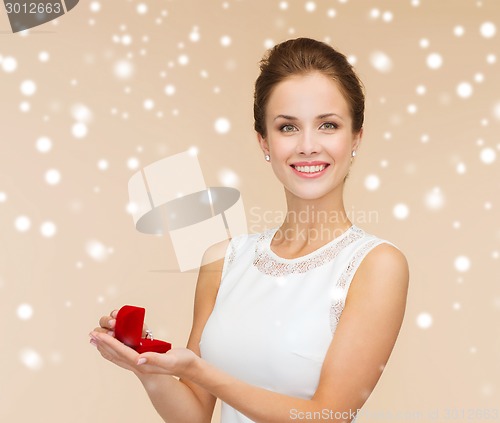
[277,185,352,243]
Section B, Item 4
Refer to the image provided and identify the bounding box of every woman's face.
[258,71,362,201]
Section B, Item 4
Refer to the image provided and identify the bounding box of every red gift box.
[115,305,171,353]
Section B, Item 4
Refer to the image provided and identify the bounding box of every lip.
[291,161,329,166]
[290,163,330,179]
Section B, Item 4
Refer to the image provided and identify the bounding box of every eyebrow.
[273,113,344,121]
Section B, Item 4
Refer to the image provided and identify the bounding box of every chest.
[200,267,336,398]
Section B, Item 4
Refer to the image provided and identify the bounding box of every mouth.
[290,163,330,174]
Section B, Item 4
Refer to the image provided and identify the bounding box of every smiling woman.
[254,38,365,137]
[90,37,409,423]
[261,71,357,192]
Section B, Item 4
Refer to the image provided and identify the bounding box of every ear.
[352,127,363,152]
[256,132,269,155]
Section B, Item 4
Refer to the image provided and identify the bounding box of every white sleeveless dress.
[200,224,398,423]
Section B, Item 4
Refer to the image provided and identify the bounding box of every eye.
[280,124,297,133]
[320,122,338,130]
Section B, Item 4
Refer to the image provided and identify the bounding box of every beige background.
[1,0,499,422]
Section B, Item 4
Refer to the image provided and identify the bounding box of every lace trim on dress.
[329,238,381,333]
[226,240,237,267]
[222,234,247,280]
[252,226,365,277]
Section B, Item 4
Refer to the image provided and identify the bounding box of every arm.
[135,245,224,422]
[90,239,230,423]
[138,243,410,423]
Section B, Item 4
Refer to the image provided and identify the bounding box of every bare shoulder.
[345,241,409,318]
[200,238,232,269]
[358,242,409,284]
[194,237,233,307]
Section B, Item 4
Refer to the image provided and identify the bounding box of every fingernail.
[107,330,114,336]
[90,339,97,346]
[109,319,116,327]
[137,358,147,365]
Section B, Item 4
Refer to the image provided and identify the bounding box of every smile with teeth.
[292,164,329,173]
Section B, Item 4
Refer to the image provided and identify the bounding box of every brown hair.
[254,37,365,138]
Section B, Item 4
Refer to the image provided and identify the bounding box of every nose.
[295,129,320,156]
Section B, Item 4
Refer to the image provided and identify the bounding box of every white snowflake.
[454,255,471,272]
[480,22,496,38]
[426,53,443,69]
[20,80,36,96]
[215,117,231,134]
[393,203,409,220]
[456,82,473,98]
[40,221,57,238]
[416,312,432,329]
[370,51,392,73]
[17,303,33,320]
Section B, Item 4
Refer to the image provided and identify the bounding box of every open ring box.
[115,305,172,353]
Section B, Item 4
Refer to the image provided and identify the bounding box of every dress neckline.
[253,224,364,276]
[264,224,356,263]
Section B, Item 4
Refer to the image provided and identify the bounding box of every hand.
[90,307,150,373]
[134,348,199,379]
[93,309,118,337]
[93,308,150,338]
[89,331,141,373]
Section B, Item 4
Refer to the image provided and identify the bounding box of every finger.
[133,361,171,375]
[110,309,118,318]
[135,357,167,375]
[89,333,118,361]
[99,315,113,329]
[136,351,174,370]
[90,332,139,370]
[100,317,116,330]
[94,339,126,366]
[93,327,115,336]
[92,332,138,359]
[90,331,117,346]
